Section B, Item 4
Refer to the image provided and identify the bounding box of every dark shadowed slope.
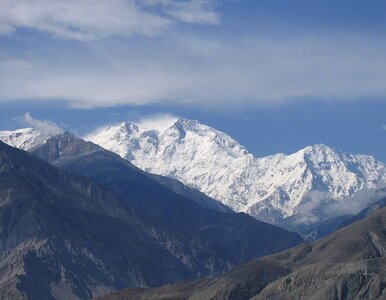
[100,204,386,300]
[0,141,197,300]
[31,133,232,213]
[31,133,302,277]
[148,173,233,213]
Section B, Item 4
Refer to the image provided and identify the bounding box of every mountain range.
[0,135,302,299]
[85,118,386,228]
[1,119,386,299]
[2,119,385,233]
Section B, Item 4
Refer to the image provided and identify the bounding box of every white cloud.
[2,32,386,109]
[324,188,386,217]
[22,112,63,135]
[135,113,178,131]
[1,1,385,110]
[0,0,219,40]
[292,187,386,225]
[293,191,327,224]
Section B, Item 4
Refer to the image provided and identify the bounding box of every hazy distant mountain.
[85,118,386,227]
[100,201,386,300]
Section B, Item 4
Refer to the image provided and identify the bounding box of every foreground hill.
[100,204,386,300]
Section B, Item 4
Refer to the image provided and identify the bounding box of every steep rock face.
[85,118,386,226]
[99,205,386,300]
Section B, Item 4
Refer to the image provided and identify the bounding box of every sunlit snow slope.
[0,128,49,151]
[85,118,386,225]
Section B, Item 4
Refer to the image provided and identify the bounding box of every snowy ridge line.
[84,118,386,225]
[1,118,385,227]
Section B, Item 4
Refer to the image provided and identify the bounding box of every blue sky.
[0,0,385,160]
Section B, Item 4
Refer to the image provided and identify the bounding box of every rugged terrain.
[31,133,302,265]
[0,141,192,299]
[2,122,385,231]
[100,204,386,300]
[0,137,302,299]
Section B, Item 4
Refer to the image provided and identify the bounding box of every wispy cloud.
[135,113,178,131]
[294,187,386,225]
[151,0,220,24]
[0,0,219,40]
[1,32,386,108]
[324,188,386,217]
[22,112,63,135]
[1,1,386,109]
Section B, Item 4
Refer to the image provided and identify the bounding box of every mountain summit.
[85,118,386,227]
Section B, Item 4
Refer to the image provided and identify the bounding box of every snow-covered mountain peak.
[0,127,49,151]
[121,121,140,133]
[163,117,211,137]
[85,122,141,158]
[87,117,250,161]
[86,118,386,227]
[172,118,249,157]
[3,120,386,229]
[301,143,333,153]
[174,117,201,130]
